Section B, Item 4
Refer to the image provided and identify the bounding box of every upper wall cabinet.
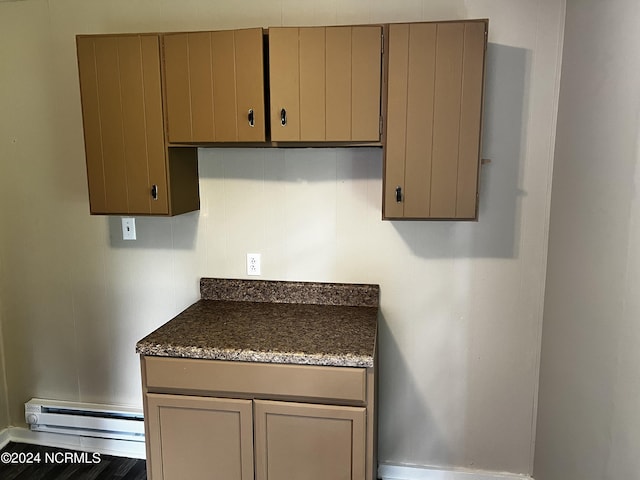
[269,26,383,142]
[76,34,199,216]
[76,21,487,219]
[163,29,266,143]
[383,20,488,220]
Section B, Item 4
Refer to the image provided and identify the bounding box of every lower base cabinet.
[141,356,376,480]
[146,394,366,480]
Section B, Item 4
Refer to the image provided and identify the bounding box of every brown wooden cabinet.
[141,356,376,480]
[76,34,199,216]
[77,21,487,220]
[269,26,383,142]
[383,20,488,220]
[163,29,266,143]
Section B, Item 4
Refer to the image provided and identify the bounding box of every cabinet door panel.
[235,28,266,141]
[164,29,265,143]
[269,28,300,141]
[211,30,238,141]
[351,26,382,141]
[254,400,366,480]
[146,394,253,480]
[140,35,170,215]
[383,20,487,219]
[163,33,194,143]
[430,23,464,218]
[270,26,381,142]
[404,23,436,218]
[119,36,155,214]
[383,24,410,218]
[77,34,167,215]
[299,28,326,141]
[188,32,216,142]
[325,27,352,141]
[456,21,486,218]
[77,37,107,213]
[93,37,128,214]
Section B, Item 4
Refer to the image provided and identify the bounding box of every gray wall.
[0,0,564,475]
[534,0,640,478]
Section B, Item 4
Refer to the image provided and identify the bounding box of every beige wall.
[534,1,640,479]
[0,0,564,475]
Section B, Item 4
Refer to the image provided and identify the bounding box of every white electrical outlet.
[247,253,261,276]
[121,217,136,240]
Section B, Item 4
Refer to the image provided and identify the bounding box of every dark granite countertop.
[135,278,379,368]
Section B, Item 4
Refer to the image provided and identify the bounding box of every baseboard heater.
[25,398,145,442]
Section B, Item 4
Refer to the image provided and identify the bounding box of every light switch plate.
[121,217,136,240]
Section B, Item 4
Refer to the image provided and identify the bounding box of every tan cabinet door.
[383,20,487,219]
[254,399,366,480]
[163,28,266,143]
[77,34,169,215]
[269,26,382,142]
[145,394,254,480]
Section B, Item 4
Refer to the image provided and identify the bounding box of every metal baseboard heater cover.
[25,398,144,442]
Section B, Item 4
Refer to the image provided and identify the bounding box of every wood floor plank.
[0,442,146,480]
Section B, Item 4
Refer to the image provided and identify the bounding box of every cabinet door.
[269,26,382,142]
[254,400,366,480]
[77,34,169,215]
[146,394,254,480]
[163,28,266,143]
[383,21,487,219]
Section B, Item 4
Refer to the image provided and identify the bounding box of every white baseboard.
[0,428,10,450]
[379,463,533,480]
[2,427,145,459]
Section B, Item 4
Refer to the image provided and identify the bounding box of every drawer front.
[143,356,367,403]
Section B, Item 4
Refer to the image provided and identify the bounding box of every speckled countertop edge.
[135,345,375,368]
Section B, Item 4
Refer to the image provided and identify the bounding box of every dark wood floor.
[0,442,146,479]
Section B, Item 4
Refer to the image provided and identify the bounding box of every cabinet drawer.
[144,356,367,403]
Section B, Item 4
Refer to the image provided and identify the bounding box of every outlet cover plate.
[247,253,261,276]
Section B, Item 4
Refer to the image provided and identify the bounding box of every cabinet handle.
[248,109,255,127]
[151,184,158,200]
[395,186,403,203]
[280,108,287,126]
